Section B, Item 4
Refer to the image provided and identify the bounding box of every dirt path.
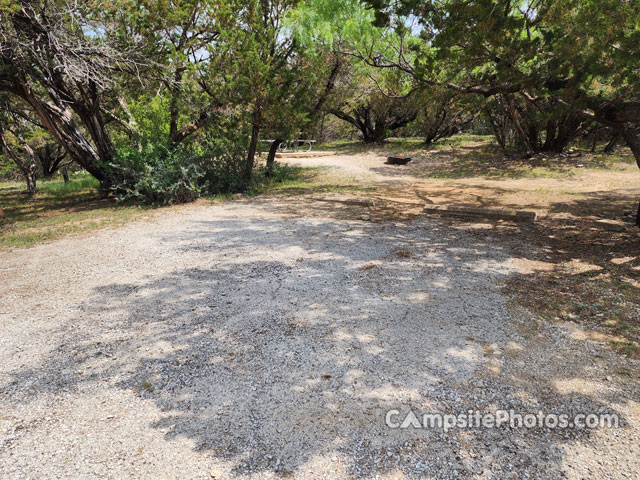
[1,198,638,479]
[281,150,640,222]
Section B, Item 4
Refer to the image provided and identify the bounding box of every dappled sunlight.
[0,174,150,249]
[1,0,639,474]
[552,379,614,396]
[1,199,638,478]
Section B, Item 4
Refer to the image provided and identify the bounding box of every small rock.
[361,215,371,221]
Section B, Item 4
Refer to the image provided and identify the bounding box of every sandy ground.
[1,195,639,479]
[281,150,640,221]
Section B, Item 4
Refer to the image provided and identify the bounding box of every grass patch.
[0,165,368,250]
[247,163,374,196]
[0,173,147,250]
[319,135,490,156]
[319,134,636,181]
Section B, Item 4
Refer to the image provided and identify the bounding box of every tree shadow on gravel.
[2,209,638,479]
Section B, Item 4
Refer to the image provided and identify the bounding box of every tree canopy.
[0,0,638,206]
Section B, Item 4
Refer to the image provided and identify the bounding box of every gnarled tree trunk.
[265,138,282,177]
[330,104,417,144]
[244,104,262,183]
[11,77,108,181]
[603,131,621,153]
[37,143,67,177]
[621,129,640,226]
[0,129,38,195]
[505,95,535,157]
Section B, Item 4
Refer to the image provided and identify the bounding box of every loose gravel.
[1,198,638,479]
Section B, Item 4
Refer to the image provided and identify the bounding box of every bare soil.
[282,145,640,355]
[1,142,639,479]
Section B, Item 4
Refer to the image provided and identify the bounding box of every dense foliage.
[1,0,639,211]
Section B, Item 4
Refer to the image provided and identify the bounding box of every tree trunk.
[0,10,110,181]
[424,108,448,146]
[319,113,326,143]
[0,130,38,195]
[603,132,620,153]
[15,78,107,181]
[331,106,410,144]
[621,129,640,227]
[62,167,70,183]
[542,120,555,151]
[622,129,640,169]
[485,108,506,152]
[544,114,590,154]
[265,138,282,177]
[169,69,186,144]
[591,126,599,152]
[38,144,67,177]
[363,131,385,143]
[25,170,37,195]
[244,105,262,183]
[505,95,535,157]
[363,120,387,143]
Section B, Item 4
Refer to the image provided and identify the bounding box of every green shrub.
[0,160,19,181]
[104,144,204,204]
[105,95,253,204]
[196,129,249,194]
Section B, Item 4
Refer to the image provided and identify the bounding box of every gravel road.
[1,198,638,479]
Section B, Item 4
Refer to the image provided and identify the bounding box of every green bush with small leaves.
[103,145,204,205]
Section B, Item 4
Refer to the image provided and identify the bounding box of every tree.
[363,0,640,223]
[484,95,591,155]
[316,42,419,144]
[0,1,148,182]
[261,50,342,176]
[326,68,418,143]
[228,0,309,182]
[0,93,68,180]
[214,0,340,182]
[125,0,234,146]
[0,116,38,194]
[415,88,477,146]
[295,0,418,143]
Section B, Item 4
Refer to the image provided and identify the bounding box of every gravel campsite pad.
[1,198,639,479]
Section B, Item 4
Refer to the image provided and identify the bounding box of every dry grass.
[0,166,367,250]
[0,174,148,250]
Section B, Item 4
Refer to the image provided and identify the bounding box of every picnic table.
[261,136,316,152]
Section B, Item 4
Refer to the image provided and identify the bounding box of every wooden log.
[423,204,537,223]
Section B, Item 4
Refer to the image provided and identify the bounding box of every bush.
[196,128,249,194]
[0,161,19,181]
[104,95,253,204]
[103,144,204,204]
[105,133,252,204]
